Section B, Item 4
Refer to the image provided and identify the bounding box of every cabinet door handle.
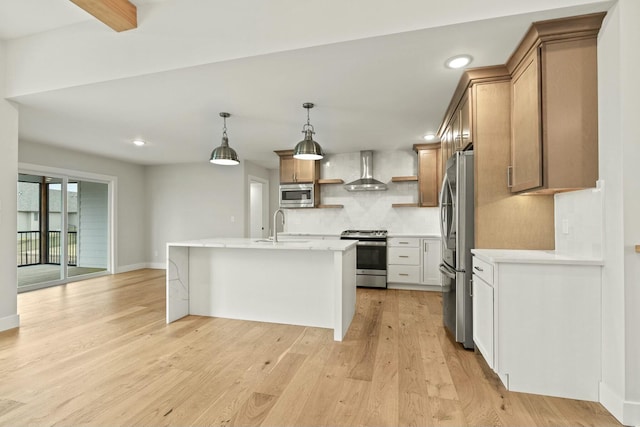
[399,255,409,258]
[507,166,513,188]
[399,241,409,245]
[470,279,474,297]
[424,241,428,252]
[399,273,409,276]
[474,266,483,272]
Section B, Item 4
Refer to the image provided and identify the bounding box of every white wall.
[284,150,439,235]
[145,161,245,266]
[18,141,146,272]
[597,0,640,423]
[0,42,19,332]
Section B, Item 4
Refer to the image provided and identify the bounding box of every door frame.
[18,163,116,292]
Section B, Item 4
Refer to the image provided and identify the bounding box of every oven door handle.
[439,263,456,279]
[355,241,386,247]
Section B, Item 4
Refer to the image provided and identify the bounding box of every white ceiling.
[2,0,612,169]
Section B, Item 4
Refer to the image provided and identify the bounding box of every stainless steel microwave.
[279,183,315,208]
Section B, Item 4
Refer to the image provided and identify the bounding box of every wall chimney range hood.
[344,151,387,191]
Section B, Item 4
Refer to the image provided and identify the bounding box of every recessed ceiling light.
[445,54,473,69]
[423,134,436,141]
[133,139,146,146]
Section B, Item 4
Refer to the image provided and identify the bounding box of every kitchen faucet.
[272,209,285,243]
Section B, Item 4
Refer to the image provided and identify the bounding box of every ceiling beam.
[70,0,137,32]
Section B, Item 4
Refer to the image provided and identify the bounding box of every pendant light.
[210,112,240,165]
[293,102,324,160]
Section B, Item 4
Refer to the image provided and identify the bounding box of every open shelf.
[317,204,344,209]
[636,245,640,253]
[392,203,419,208]
[391,176,418,182]
[317,179,344,184]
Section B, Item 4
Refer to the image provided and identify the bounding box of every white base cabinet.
[472,271,494,369]
[421,238,441,285]
[387,236,440,290]
[471,250,602,401]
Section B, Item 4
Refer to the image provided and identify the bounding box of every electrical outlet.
[230,216,235,223]
[154,250,158,257]
[562,219,570,234]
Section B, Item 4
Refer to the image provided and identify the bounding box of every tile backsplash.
[554,182,604,258]
[284,149,440,235]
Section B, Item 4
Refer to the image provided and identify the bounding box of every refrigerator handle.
[439,176,447,239]
[439,263,456,279]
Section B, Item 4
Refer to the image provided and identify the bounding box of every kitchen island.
[166,238,357,341]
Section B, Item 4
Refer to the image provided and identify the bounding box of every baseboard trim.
[623,399,640,426]
[147,262,166,270]
[114,263,166,274]
[0,314,20,332]
[600,381,640,425]
[115,263,149,274]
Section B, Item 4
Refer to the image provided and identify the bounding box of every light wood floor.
[0,269,621,426]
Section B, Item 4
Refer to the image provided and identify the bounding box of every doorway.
[17,170,113,291]
[249,176,269,239]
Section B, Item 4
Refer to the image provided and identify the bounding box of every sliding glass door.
[17,173,110,291]
[68,180,109,278]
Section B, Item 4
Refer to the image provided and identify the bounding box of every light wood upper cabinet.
[507,13,603,194]
[442,125,453,173]
[438,88,473,176]
[438,64,555,250]
[451,92,472,153]
[413,144,442,207]
[460,94,472,149]
[510,48,543,192]
[274,150,319,183]
[451,110,462,152]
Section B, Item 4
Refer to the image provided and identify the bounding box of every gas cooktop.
[340,230,388,239]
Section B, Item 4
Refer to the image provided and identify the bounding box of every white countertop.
[472,249,604,266]
[167,237,356,251]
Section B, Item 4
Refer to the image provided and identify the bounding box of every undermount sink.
[253,239,309,244]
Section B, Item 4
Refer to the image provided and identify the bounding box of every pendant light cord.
[302,105,315,134]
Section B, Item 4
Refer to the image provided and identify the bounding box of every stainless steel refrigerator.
[439,150,474,349]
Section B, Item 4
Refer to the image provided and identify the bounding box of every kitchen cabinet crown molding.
[506,12,605,74]
[437,65,510,137]
[412,142,441,152]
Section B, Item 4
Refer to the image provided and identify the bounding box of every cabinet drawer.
[388,237,420,247]
[388,265,420,283]
[472,256,494,285]
[388,247,420,265]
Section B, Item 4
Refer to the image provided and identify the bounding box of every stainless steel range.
[340,230,387,288]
